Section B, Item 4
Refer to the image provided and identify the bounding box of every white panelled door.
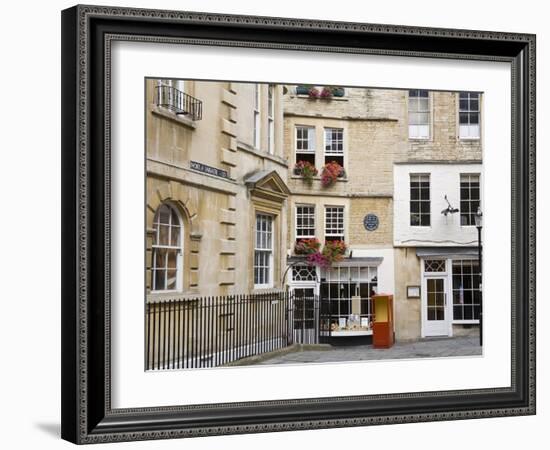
[422,277,450,337]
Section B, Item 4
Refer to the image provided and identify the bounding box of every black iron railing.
[146,293,293,370]
[155,84,203,120]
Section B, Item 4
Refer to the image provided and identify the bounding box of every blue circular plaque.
[363,214,379,231]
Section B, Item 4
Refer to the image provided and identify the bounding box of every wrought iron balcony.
[155,84,203,121]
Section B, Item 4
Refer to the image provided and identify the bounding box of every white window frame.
[267,84,275,154]
[410,174,431,227]
[151,203,183,293]
[458,92,481,139]
[254,213,274,289]
[324,206,345,241]
[156,79,186,111]
[324,127,343,155]
[295,205,316,241]
[295,125,316,166]
[451,259,481,324]
[324,127,344,166]
[174,79,185,93]
[253,84,261,149]
[408,89,431,139]
[295,125,315,153]
[319,265,378,330]
[460,173,481,227]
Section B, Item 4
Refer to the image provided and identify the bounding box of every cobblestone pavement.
[257,336,482,365]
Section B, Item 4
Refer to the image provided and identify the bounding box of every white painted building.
[393,162,483,338]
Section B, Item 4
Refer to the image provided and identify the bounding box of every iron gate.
[288,291,320,344]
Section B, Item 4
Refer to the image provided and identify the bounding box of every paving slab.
[256,336,482,365]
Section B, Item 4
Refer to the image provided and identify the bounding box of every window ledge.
[146,292,201,303]
[237,140,288,167]
[290,175,348,182]
[252,287,284,294]
[292,94,349,102]
[150,105,197,129]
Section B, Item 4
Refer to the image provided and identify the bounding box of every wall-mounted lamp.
[441,195,459,216]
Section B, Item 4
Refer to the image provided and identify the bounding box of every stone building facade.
[145,80,482,347]
[283,86,401,341]
[145,79,289,303]
[392,90,482,341]
[284,86,482,342]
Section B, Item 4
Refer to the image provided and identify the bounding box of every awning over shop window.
[416,247,478,259]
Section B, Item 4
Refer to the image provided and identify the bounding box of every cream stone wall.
[146,79,288,300]
[393,247,422,341]
[406,91,482,161]
[288,196,393,247]
[283,86,400,251]
[284,88,405,196]
[349,198,393,246]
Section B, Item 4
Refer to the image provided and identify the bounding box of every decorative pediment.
[244,170,290,205]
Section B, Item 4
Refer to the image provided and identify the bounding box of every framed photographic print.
[61,4,536,444]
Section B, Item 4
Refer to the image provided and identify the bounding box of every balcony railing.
[155,84,203,121]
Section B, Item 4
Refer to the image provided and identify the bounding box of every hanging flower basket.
[321,161,344,187]
[296,85,310,95]
[322,240,347,263]
[305,240,347,267]
[306,251,330,268]
[320,87,333,98]
[308,87,320,98]
[331,86,345,97]
[294,238,321,255]
[294,161,318,183]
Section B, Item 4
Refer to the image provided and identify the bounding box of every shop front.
[288,252,394,345]
[417,248,481,338]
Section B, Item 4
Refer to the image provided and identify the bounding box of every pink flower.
[306,252,330,267]
[320,161,344,187]
[320,87,333,98]
[295,238,321,255]
[308,87,320,98]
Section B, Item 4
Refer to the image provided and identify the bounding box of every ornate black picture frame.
[61,4,536,444]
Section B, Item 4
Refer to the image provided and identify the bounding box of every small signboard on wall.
[190,160,229,179]
[407,285,421,299]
